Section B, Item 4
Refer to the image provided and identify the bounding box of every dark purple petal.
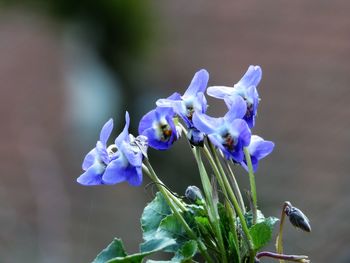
[99,118,114,145]
[248,135,274,160]
[235,65,262,89]
[183,69,209,98]
[77,163,105,186]
[102,157,128,185]
[207,86,233,99]
[192,112,224,135]
[223,96,247,122]
[115,111,130,147]
[82,148,97,170]
[126,166,143,186]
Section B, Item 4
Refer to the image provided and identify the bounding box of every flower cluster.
[77,65,311,263]
[78,65,274,186]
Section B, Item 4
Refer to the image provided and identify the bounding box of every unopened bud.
[285,202,311,232]
[185,185,204,204]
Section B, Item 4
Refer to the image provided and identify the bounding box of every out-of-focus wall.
[0,1,349,262]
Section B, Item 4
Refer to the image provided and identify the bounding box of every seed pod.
[285,205,311,232]
[185,185,204,204]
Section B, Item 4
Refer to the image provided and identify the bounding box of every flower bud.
[285,203,311,232]
[185,185,204,204]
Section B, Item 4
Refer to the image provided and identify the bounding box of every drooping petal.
[102,157,128,185]
[192,112,224,135]
[77,162,105,186]
[82,148,97,170]
[235,65,262,89]
[183,69,209,98]
[248,135,275,160]
[126,166,143,186]
[115,111,130,147]
[207,86,233,99]
[223,96,247,122]
[99,118,114,145]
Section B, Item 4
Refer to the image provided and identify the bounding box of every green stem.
[142,165,187,212]
[223,160,246,214]
[208,141,256,262]
[243,147,258,225]
[193,147,228,263]
[142,159,213,263]
[202,145,240,250]
[276,202,288,263]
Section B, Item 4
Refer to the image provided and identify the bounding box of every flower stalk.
[142,159,214,263]
[244,147,258,224]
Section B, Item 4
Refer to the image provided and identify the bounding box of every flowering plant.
[77,66,311,263]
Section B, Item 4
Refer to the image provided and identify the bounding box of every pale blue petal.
[99,118,113,145]
[248,135,274,160]
[126,166,143,186]
[115,111,130,147]
[224,96,247,122]
[230,119,251,147]
[183,69,209,98]
[77,162,105,186]
[138,109,157,135]
[192,112,224,135]
[120,141,143,167]
[82,148,97,170]
[207,86,233,99]
[102,157,128,185]
[235,65,262,89]
[96,141,109,165]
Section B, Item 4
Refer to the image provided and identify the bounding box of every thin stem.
[193,147,228,263]
[276,202,289,263]
[223,160,246,214]
[256,251,309,262]
[243,147,258,224]
[142,159,213,263]
[207,141,256,262]
[142,164,186,212]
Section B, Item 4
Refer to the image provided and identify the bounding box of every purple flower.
[77,112,146,186]
[192,96,251,162]
[207,65,262,128]
[241,135,274,172]
[138,107,180,150]
[156,69,209,127]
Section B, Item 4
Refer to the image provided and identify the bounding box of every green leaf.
[244,210,266,228]
[141,192,172,242]
[249,217,279,251]
[172,240,198,262]
[93,238,127,263]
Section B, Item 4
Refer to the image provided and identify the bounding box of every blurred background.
[0,1,349,262]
